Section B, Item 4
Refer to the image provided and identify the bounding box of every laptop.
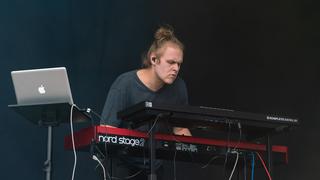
[11,67,74,105]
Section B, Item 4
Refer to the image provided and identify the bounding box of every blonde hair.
[142,25,184,68]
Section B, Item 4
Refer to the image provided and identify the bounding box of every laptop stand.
[8,102,90,180]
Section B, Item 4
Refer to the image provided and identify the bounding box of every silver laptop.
[11,67,74,105]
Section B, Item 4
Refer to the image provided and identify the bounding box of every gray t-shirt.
[101,70,188,130]
[100,70,188,170]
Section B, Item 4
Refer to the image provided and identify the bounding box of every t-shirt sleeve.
[100,87,125,127]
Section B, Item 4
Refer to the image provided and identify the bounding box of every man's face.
[153,43,183,84]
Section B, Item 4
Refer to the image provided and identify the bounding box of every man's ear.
[150,55,158,65]
[152,57,156,62]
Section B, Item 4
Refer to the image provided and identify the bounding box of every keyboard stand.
[267,134,273,177]
[148,119,157,180]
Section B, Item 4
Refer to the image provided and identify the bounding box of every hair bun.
[141,24,184,68]
[154,25,175,41]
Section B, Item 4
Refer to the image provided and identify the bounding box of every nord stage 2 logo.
[98,134,145,147]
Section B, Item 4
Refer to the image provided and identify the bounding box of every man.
[101,25,191,180]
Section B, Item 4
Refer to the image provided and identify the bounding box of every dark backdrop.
[1,0,318,179]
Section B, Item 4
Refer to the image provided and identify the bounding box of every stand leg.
[266,135,273,178]
[148,121,157,180]
[44,126,52,180]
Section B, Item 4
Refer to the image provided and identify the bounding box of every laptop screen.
[11,67,74,105]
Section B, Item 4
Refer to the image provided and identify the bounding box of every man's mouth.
[169,74,177,78]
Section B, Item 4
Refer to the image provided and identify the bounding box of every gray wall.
[1,0,318,179]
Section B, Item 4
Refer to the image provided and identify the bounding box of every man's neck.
[137,68,164,92]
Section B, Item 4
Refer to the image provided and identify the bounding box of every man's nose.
[173,63,180,71]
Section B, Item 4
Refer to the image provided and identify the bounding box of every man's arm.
[100,87,125,127]
[173,127,192,136]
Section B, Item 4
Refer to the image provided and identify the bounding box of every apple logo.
[38,84,46,94]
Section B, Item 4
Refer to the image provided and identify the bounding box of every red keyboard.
[64,126,288,164]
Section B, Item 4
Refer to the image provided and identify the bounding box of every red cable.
[256,152,272,180]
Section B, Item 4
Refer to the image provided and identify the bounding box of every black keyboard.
[117,101,299,138]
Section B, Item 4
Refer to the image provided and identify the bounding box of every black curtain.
[0,0,319,179]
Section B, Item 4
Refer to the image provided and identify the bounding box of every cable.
[146,113,163,135]
[243,153,247,180]
[256,152,272,180]
[164,118,182,180]
[233,122,242,151]
[173,150,177,180]
[104,168,143,180]
[142,114,162,177]
[228,151,239,180]
[223,121,232,176]
[224,121,241,179]
[70,104,77,180]
[251,152,255,180]
[88,108,144,180]
[86,108,113,180]
[122,169,144,180]
[92,155,107,180]
[200,156,220,169]
[70,105,106,180]
[87,108,103,120]
[77,107,111,179]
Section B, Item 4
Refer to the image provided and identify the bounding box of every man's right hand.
[100,124,116,128]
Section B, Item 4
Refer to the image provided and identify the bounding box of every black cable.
[163,116,184,180]
[243,153,247,180]
[82,107,113,180]
[233,122,242,151]
[146,113,170,135]
[223,120,232,178]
